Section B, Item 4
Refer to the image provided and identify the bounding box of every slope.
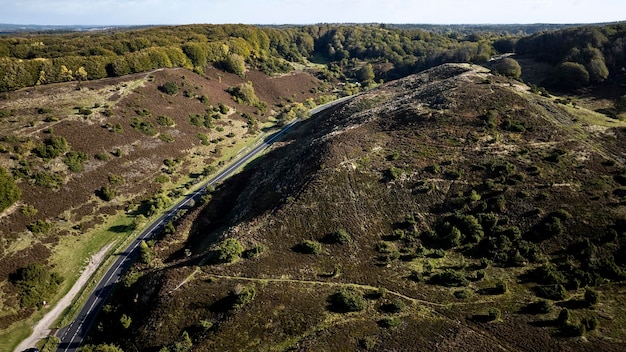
[87,63,626,351]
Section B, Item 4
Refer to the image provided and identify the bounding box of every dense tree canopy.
[0,166,20,212]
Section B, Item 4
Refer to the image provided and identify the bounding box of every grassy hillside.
[84,64,626,351]
[0,63,337,347]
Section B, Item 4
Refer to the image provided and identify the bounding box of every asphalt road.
[53,97,349,352]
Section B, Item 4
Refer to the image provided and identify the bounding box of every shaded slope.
[89,64,626,352]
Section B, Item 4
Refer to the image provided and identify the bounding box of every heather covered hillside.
[86,64,626,351]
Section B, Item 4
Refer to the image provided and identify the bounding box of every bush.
[34,136,69,160]
[535,284,568,300]
[377,316,401,328]
[27,220,52,234]
[11,263,64,308]
[217,238,244,263]
[64,150,89,172]
[294,240,322,255]
[522,299,552,314]
[584,288,599,306]
[156,115,174,126]
[0,166,20,211]
[98,186,115,201]
[328,289,365,312]
[232,285,256,308]
[428,269,469,287]
[488,307,501,321]
[159,81,179,95]
[494,58,521,79]
[130,117,157,136]
[325,228,351,244]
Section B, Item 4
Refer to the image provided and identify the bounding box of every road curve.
[52,96,350,352]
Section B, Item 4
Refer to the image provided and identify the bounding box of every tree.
[0,166,20,212]
[159,81,179,95]
[587,57,609,83]
[75,66,88,81]
[357,63,375,83]
[80,344,124,352]
[494,58,521,79]
[328,289,365,312]
[554,61,589,90]
[217,238,244,263]
[221,53,246,77]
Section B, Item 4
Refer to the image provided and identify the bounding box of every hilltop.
[85,63,626,351]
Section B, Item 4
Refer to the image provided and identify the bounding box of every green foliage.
[98,185,115,201]
[494,58,521,79]
[523,299,552,314]
[377,316,401,328]
[11,263,64,308]
[326,228,351,244]
[217,238,244,263]
[64,150,89,172]
[227,81,260,106]
[0,166,20,211]
[21,204,38,216]
[108,174,125,185]
[428,269,469,287]
[155,175,170,183]
[79,343,124,352]
[130,117,157,136]
[159,133,174,143]
[221,53,246,77]
[156,115,174,126]
[327,289,365,312]
[294,239,322,255]
[231,285,256,308]
[120,314,132,329]
[33,171,63,189]
[535,284,568,300]
[159,81,179,95]
[95,152,110,161]
[487,307,501,321]
[28,219,52,234]
[34,136,69,159]
[554,61,590,90]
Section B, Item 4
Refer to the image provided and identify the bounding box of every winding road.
[50,97,350,352]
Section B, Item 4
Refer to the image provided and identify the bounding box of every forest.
[2,23,622,93]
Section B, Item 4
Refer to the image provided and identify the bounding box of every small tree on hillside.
[494,58,521,79]
[217,238,244,263]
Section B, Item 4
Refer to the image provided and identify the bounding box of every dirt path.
[14,243,113,352]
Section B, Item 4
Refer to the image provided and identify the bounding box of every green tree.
[222,53,246,77]
[182,43,208,68]
[0,166,20,212]
[357,63,375,83]
[554,61,589,90]
[79,343,124,352]
[494,58,522,79]
[217,238,244,263]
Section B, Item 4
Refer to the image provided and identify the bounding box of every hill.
[0,64,328,338]
[84,63,626,351]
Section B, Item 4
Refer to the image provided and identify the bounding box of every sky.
[0,0,624,26]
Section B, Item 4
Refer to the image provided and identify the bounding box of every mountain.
[85,63,626,351]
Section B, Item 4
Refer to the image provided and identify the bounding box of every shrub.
[294,240,322,255]
[523,299,552,314]
[0,166,20,211]
[159,133,174,143]
[130,117,157,136]
[380,298,406,313]
[34,136,69,160]
[328,289,365,312]
[325,228,351,244]
[428,269,469,287]
[232,285,256,308]
[217,238,244,263]
[494,58,521,79]
[487,308,501,321]
[95,152,110,161]
[159,81,179,95]
[155,175,169,183]
[64,151,89,172]
[98,186,115,201]
[27,220,52,234]
[11,263,63,308]
[535,284,568,300]
[156,115,175,126]
[377,316,401,328]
